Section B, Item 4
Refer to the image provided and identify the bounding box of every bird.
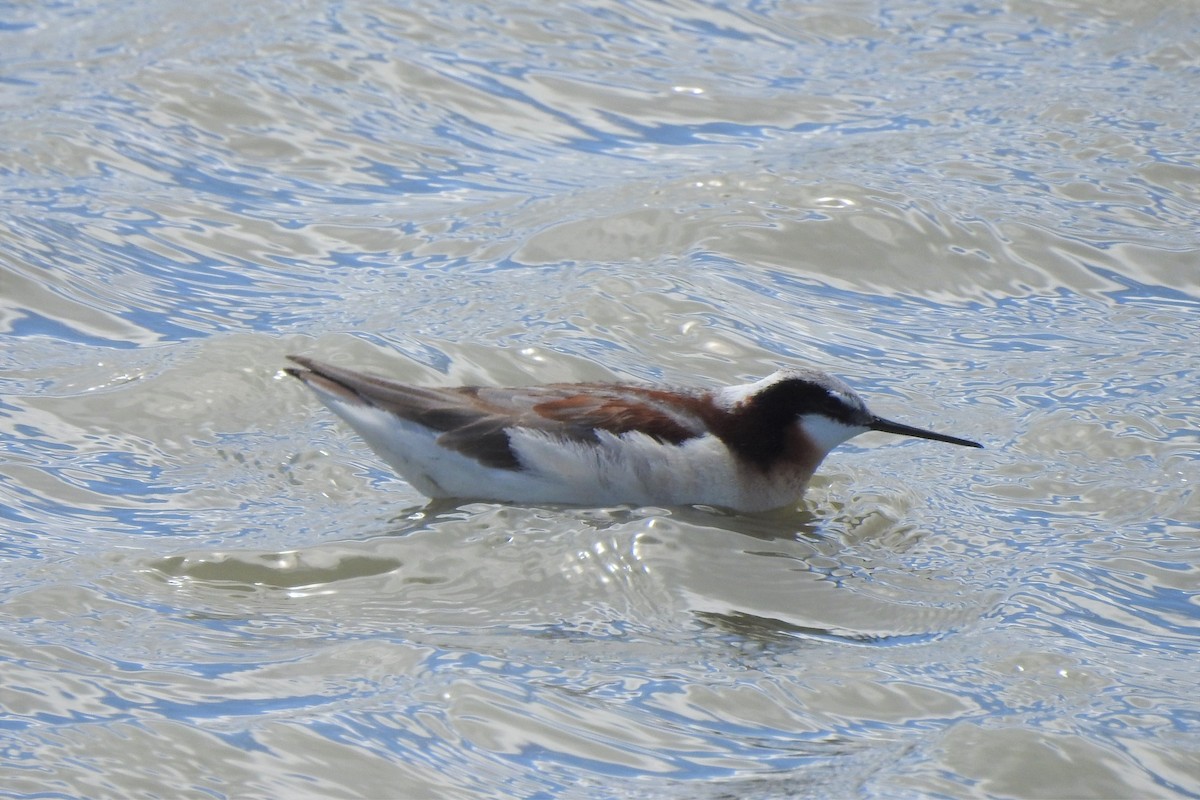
[284,355,982,513]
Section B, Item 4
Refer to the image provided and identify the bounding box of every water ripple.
[4,0,1200,796]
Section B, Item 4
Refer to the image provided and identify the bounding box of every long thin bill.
[869,416,983,448]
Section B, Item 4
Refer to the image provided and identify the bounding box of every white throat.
[798,413,869,456]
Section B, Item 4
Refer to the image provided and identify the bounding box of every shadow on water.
[143,497,825,593]
[693,608,957,647]
[382,496,828,542]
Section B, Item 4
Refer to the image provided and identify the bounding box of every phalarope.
[286,355,981,512]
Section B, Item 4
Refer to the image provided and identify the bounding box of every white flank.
[505,428,746,508]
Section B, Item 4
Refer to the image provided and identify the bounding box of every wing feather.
[287,357,714,471]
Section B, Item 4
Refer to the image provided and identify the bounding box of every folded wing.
[286,356,712,470]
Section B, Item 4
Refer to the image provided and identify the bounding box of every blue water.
[2,1,1199,798]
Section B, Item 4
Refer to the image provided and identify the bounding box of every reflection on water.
[2,0,1199,797]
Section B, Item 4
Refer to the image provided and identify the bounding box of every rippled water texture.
[2,1,1199,797]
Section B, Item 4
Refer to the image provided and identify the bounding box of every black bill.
[869,416,983,448]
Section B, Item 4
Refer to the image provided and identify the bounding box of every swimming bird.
[285,355,981,512]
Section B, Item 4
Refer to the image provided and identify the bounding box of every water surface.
[2,1,1198,798]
